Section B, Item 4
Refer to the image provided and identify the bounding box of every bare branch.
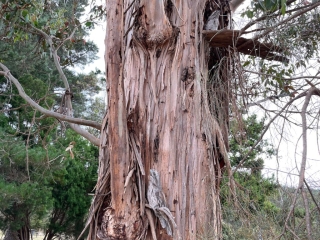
[0,63,101,131]
[22,24,101,146]
[69,124,100,146]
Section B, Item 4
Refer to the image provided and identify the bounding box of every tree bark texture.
[88,0,232,239]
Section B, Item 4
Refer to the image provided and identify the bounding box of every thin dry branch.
[304,179,320,216]
[233,89,309,174]
[244,70,320,82]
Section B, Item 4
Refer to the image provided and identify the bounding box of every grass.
[0,230,45,240]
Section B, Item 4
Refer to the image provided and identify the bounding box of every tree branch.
[70,124,100,146]
[0,63,101,135]
[239,1,320,50]
[244,70,320,82]
[28,24,70,90]
[240,0,311,34]
[2,24,102,146]
[304,179,320,216]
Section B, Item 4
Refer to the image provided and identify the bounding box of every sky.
[77,23,105,73]
[73,0,106,74]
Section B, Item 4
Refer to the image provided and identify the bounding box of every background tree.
[0,0,101,239]
[0,118,54,240]
[44,130,98,240]
[229,114,275,174]
[0,124,98,240]
[221,114,279,239]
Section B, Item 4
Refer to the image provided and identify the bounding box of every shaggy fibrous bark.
[87,1,231,239]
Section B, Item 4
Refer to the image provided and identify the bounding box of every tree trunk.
[4,226,30,240]
[4,227,19,240]
[87,0,231,239]
[17,226,30,240]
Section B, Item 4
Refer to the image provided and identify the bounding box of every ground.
[0,230,45,240]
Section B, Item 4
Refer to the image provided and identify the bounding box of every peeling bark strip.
[88,0,231,239]
[97,0,144,239]
[106,0,127,210]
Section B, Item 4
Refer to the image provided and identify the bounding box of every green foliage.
[44,130,98,239]
[0,180,52,231]
[0,123,98,238]
[229,114,275,174]
[0,126,53,232]
[0,0,104,48]
[257,0,286,14]
[279,12,320,60]
[242,0,287,18]
[47,159,97,237]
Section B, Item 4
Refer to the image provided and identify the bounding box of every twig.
[304,179,320,216]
